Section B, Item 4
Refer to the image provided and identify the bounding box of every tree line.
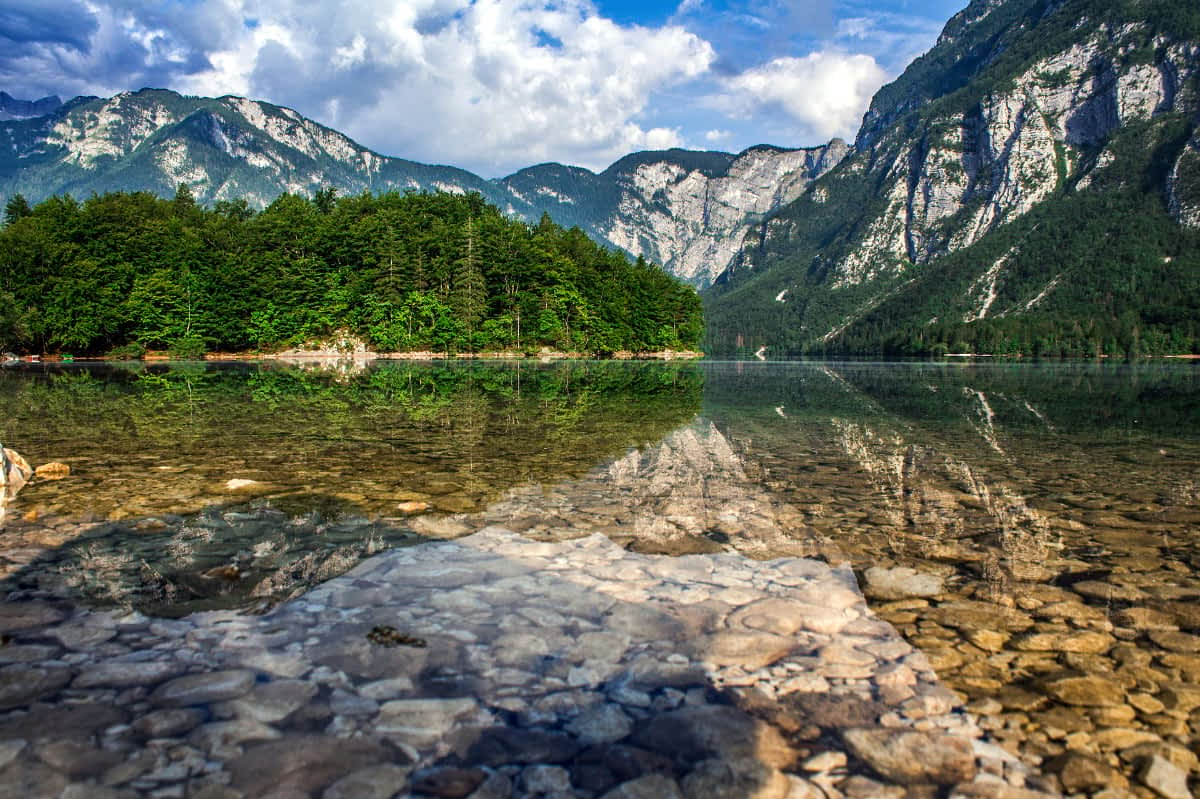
[0,187,703,357]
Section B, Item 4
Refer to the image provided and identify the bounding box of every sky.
[0,0,966,177]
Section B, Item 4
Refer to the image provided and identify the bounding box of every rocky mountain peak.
[0,91,62,121]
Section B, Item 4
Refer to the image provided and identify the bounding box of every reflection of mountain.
[0,362,702,614]
[472,418,828,561]
[701,363,1090,595]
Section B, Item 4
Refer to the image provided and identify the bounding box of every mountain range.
[2,0,1199,356]
[0,89,842,288]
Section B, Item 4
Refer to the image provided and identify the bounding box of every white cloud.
[704,129,733,143]
[175,0,714,175]
[713,50,887,142]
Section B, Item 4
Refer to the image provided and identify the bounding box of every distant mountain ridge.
[0,91,61,121]
[0,89,846,286]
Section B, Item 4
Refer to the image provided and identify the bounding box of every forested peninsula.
[0,188,703,358]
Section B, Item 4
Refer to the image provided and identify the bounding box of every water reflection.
[0,361,702,613]
[703,360,1200,785]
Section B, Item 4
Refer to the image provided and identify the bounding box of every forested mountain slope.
[0,189,701,357]
[705,0,1200,357]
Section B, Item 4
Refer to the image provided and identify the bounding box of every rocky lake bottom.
[1,359,1198,798]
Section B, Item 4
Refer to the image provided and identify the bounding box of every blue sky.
[0,0,967,176]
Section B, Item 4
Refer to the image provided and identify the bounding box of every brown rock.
[1048,752,1128,793]
[1070,581,1148,603]
[948,784,1059,799]
[1148,630,1200,653]
[1041,674,1125,707]
[700,631,793,669]
[1011,631,1115,654]
[842,729,976,785]
[34,462,70,480]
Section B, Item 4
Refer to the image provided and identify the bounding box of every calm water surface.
[2,358,1199,773]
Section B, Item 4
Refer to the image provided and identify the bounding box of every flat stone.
[190,719,283,752]
[0,665,71,710]
[1050,752,1128,792]
[49,621,116,650]
[948,785,1059,799]
[132,708,206,738]
[566,704,635,745]
[358,677,415,701]
[700,631,792,669]
[0,601,66,632]
[842,729,976,785]
[683,757,792,799]
[599,774,684,799]
[0,761,70,799]
[375,697,478,746]
[0,703,127,742]
[631,705,796,769]
[228,736,391,797]
[33,740,124,779]
[1011,631,1115,654]
[322,764,413,799]
[1041,674,1125,707]
[221,679,317,722]
[0,644,60,664]
[73,659,185,689]
[1070,580,1147,603]
[0,739,26,771]
[410,766,487,798]
[924,601,1033,632]
[728,598,848,636]
[1148,630,1200,653]
[862,566,943,600]
[519,765,572,794]
[1137,755,1190,799]
[466,727,582,766]
[151,669,257,707]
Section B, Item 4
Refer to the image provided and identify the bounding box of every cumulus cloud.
[0,0,946,172]
[712,50,887,142]
[0,0,712,174]
[174,0,714,175]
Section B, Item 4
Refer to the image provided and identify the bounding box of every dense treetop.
[0,187,702,357]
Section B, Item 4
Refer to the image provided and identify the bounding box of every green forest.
[0,187,703,357]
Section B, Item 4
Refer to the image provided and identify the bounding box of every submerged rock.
[842,729,976,785]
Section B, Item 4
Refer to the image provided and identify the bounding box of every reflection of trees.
[0,361,704,614]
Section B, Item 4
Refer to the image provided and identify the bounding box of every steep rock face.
[707,0,1200,354]
[599,143,849,286]
[1169,127,1200,227]
[825,28,1197,292]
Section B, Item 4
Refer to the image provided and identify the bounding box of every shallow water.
[2,358,1199,791]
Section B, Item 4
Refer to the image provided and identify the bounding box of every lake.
[1,358,1198,795]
